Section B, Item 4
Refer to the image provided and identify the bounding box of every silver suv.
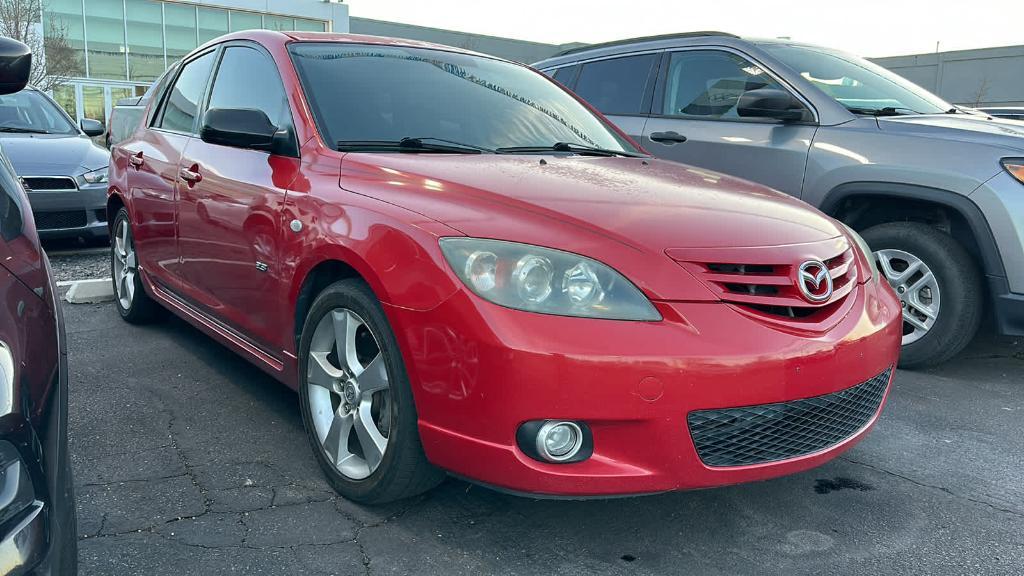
[535,32,1024,368]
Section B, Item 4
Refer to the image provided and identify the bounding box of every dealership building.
[43,0,350,124]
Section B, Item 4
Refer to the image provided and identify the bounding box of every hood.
[0,133,110,176]
[340,154,842,253]
[877,114,1024,152]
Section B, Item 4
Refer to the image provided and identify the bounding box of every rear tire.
[111,208,161,324]
[298,279,443,504]
[861,222,982,369]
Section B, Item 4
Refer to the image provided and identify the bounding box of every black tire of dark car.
[111,207,162,324]
[298,279,444,503]
[862,222,983,368]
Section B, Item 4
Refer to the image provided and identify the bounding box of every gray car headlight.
[439,238,661,321]
[78,166,108,185]
[840,223,879,282]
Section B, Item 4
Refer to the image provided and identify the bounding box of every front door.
[641,49,817,197]
[175,44,300,354]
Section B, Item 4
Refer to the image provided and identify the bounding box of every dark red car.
[108,31,902,503]
[0,38,78,572]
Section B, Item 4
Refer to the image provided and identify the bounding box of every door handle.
[649,131,688,144]
[128,151,144,168]
[179,166,202,185]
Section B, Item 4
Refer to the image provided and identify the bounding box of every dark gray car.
[535,33,1024,367]
[0,87,109,241]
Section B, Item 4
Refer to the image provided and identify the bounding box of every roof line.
[554,31,739,57]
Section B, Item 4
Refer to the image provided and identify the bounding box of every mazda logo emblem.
[797,260,833,303]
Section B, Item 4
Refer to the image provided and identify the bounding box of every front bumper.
[385,278,903,497]
[26,182,109,240]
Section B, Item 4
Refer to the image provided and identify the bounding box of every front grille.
[687,368,892,467]
[22,176,77,191]
[671,240,857,321]
[34,210,87,230]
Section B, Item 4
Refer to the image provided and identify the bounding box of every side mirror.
[736,88,807,122]
[200,108,278,152]
[80,118,104,137]
[0,38,31,96]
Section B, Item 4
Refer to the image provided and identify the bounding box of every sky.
[343,0,1022,58]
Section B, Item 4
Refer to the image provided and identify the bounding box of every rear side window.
[573,54,657,115]
[660,50,787,118]
[552,66,578,88]
[206,46,293,133]
[156,51,216,134]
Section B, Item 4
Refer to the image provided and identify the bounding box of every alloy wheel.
[306,308,392,480]
[874,249,941,345]
[112,218,137,310]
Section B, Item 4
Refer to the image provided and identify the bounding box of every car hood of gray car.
[0,133,110,176]
[877,114,1024,152]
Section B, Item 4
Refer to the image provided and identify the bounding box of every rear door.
[116,49,217,290]
[175,43,299,354]
[561,52,660,143]
[641,48,817,196]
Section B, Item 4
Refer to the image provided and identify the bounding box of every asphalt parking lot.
[60,285,1024,575]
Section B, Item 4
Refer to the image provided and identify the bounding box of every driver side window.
[205,46,294,137]
[661,50,787,119]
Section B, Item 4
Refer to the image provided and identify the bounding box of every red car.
[108,31,902,503]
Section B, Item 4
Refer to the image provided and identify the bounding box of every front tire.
[862,222,983,368]
[111,208,161,324]
[298,279,443,504]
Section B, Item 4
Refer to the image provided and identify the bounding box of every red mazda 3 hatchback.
[108,31,902,503]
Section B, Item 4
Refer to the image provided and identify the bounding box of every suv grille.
[671,240,857,321]
[687,367,892,467]
[34,211,87,230]
[22,176,77,191]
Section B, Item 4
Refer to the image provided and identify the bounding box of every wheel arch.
[820,182,1005,279]
[106,191,127,233]
[290,252,383,352]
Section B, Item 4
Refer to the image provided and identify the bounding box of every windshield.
[0,90,78,135]
[762,44,952,115]
[288,43,638,153]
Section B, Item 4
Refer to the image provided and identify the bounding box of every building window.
[126,0,164,83]
[84,0,127,80]
[52,84,77,119]
[45,0,86,77]
[198,8,228,44]
[165,3,197,64]
[294,18,328,32]
[263,15,292,32]
[228,11,262,32]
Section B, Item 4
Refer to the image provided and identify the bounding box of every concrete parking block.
[64,278,114,304]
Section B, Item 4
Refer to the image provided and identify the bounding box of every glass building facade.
[43,0,331,125]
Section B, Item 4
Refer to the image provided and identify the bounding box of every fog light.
[536,421,583,462]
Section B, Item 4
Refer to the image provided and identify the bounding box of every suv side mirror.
[0,38,31,96]
[80,118,104,137]
[200,108,279,152]
[737,88,808,122]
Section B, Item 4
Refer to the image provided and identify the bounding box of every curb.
[64,278,115,304]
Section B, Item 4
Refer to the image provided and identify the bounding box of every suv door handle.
[649,131,688,144]
[179,166,202,185]
[128,151,144,168]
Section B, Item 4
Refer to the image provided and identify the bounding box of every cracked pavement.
[65,301,1023,575]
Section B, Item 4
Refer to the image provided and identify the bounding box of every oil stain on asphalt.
[813,477,875,494]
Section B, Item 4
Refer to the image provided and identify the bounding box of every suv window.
[156,51,215,134]
[206,46,293,133]
[552,66,578,88]
[574,54,657,115]
[660,50,787,119]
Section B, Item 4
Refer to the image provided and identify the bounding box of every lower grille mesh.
[34,210,87,230]
[687,368,892,467]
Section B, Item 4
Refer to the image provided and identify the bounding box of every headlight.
[439,238,661,321]
[1002,159,1024,185]
[79,166,108,185]
[840,223,879,282]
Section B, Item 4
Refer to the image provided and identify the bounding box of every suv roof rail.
[554,31,740,58]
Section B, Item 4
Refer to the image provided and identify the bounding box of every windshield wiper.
[0,126,51,134]
[336,137,490,154]
[495,142,645,157]
[846,106,922,117]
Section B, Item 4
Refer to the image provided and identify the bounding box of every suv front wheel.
[861,222,983,368]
